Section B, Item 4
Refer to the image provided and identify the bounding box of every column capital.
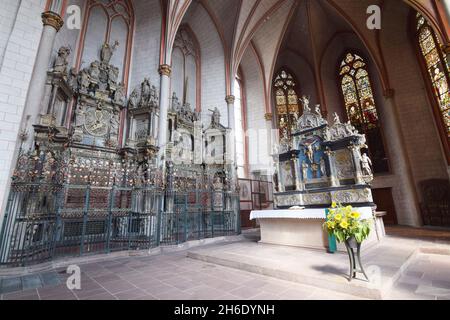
[383,88,395,98]
[264,113,273,121]
[159,64,172,77]
[41,11,64,31]
[225,95,235,104]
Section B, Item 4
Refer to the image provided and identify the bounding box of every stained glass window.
[273,69,301,145]
[339,53,389,173]
[416,13,450,141]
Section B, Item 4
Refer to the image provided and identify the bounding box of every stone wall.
[0,0,46,219]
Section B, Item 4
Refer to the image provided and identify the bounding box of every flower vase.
[344,236,369,282]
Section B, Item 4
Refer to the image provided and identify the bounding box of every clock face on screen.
[84,108,110,137]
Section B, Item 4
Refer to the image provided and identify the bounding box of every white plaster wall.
[128,0,161,93]
[0,0,21,67]
[182,4,227,127]
[240,47,271,175]
[0,0,47,220]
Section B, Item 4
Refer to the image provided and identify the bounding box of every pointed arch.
[74,0,135,89]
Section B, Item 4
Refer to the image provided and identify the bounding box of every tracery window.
[172,27,200,110]
[77,0,134,83]
[416,13,450,150]
[339,52,389,173]
[273,69,301,144]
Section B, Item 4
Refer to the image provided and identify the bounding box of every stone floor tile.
[228,285,261,299]
[0,277,22,294]
[73,287,109,299]
[98,279,135,294]
[2,288,39,300]
[113,288,148,300]
[83,292,117,300]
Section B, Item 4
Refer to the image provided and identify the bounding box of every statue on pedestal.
[320,157,326,177]
[101,40,119,64]
[361,153,373,176]
[140,78,151,107]
[53,46,71,74]
[302,161,309,181]
[128,89,139,109]
[300,95,311,113]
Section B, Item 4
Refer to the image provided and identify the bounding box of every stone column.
[157,64,172,167]
[21,11,64,148]
[381,90,422,226]
[292,156,303,191]
[274,158,284,192]
[225,95,237,179]
[265,113,275,176]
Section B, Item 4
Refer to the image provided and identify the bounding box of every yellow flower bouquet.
[323,202,371,243]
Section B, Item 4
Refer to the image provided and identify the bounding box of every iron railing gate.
[0,182,239,267]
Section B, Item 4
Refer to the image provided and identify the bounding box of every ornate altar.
[249,95,381,252]
[273,96,374,209]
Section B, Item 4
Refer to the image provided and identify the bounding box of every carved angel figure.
[300,95,311,113]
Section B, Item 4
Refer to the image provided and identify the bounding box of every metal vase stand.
[344,237,369,282]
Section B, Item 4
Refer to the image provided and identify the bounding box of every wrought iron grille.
[0,150,240,267]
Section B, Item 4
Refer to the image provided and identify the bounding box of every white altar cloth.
[250,207,373,221]
[250,207,377,251]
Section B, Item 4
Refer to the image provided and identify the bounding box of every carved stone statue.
[171,92,181,110]
[53,46,71,74]
[128,89,139,109]
[100,41,119,64]
[315,104,321,115]
[344,121,356,135]
[211,107,221,126]
[140,78,151,106]
[302,161,309,180]
[78,69,90,92]
[88,61,100,81]
[305,144,314,163]
[300,95,311,113]
[114,83,126,105]
[149,85,158,106]
[108,66,119,86]
[320,157,326,177]
[68,67,78,89]
[361,152,373,176]
[333,112,341,124]
[213,175,223,190]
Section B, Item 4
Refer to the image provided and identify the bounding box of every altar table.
[250,208,379,251]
